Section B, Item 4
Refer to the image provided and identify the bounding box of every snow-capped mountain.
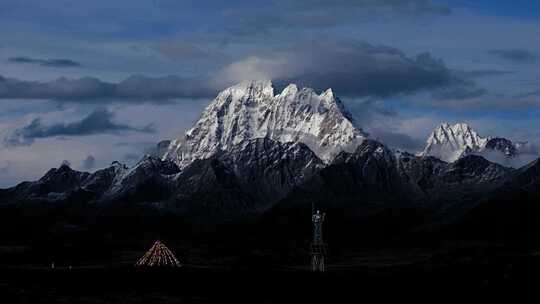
[419,123,489,162]
[6,80,540,258]
[4,80,540,233]
[419,122,530,163]
[161,80,367,167]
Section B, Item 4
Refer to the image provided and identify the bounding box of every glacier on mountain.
[161,80,367,167]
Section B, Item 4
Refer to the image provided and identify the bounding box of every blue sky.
[0,0,540,186]
[445,0,540,17]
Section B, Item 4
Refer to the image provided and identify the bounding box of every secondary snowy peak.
[419,123,489,162]
[419,123,533,164]
[162,80,367,167]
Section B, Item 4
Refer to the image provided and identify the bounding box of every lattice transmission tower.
[310,205,327,272]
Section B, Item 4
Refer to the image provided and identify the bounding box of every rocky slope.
[271,140,512,213]
[0,137,322,216]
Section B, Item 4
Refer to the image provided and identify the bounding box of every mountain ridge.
[2,84,537,216]
[3,82,540,248]
[161,80,367,168]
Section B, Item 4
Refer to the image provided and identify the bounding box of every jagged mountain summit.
[419,123,489,162]
[161,80,367,168]
[419,122,526,163]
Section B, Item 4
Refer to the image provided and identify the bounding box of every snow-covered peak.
[220,80,275,101]
[419,122,534,164]
[279,83,299,97]
[320,88,335,100]
[419,122,490,162]
[433,123,487,147]
[162,81,367,167]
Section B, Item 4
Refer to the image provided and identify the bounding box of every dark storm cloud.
[283,50,456,97]
[8,56,81,67]
[82,155,96,169]
[0,40,485,103]
[222,41,480,99]
[222,0,450,35]
[0,75,215,101]
[489,49,537,63]
[4,108,155,146]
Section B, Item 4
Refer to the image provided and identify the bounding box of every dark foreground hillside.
[2,249,540,303]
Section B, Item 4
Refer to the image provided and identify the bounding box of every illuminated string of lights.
[135,240,181,267]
